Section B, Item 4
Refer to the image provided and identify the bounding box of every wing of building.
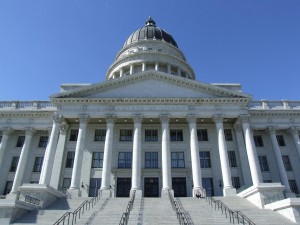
[0,17,300,224]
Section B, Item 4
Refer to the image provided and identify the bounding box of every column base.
[161,188,173,198]
[285,191,296,198]
[130,189,142,199]
[100,189,112,198]
[223,186,237,196]
[67,188,81,198]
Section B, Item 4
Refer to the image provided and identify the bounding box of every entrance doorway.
[172,177,187,197]
[144,178,159,197]
[89,178,101,197]
[117,178,131,197]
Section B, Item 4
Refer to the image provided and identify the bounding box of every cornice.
[0,111,55,118]
[249,110,300,117]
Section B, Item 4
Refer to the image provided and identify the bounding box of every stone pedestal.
[161,189,173,198]
[67,188,81,198]
[100,189,112,198]
[223,187,237,196]
[130,189,142,199]
[237,183,285,208]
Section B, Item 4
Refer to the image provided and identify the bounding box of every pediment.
[51,72,251,100]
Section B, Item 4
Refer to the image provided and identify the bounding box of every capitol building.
[0,17,300,224]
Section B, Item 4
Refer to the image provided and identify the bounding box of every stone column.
[268,127,292,194]
[69,114,89,193]
[167,64,171,74]
[131,114,143,194]
[39,114,63,185]
[101,114,116,196]
[239,115,263,186]
[10,128,35,193]
[186,115,203,196]
[142,62,146,71]
[50,123,69,189]
[130,64,134,74]
[120,68,123,77]
[155,62,159,71]
[160,114,172,195]
[213,115,235,196]
[288,127,300,161]
[0,127,13,170]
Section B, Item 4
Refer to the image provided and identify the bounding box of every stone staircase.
[179,197,233,225]
[10,197,91,225]
[127,197,179,225]
[213,196,295,225]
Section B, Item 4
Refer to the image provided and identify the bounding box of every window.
[16,136,25,147]
[263,180,272,183]
[171,152,185,168]
[232,177,241,189]
[145,129,158,142]
[228,151,237,167]
[118,152,132,168]
[145,152,158,168]
[62,178,71,191]
[289,180,299,194]
[202,178,214,196]
[199,151,211,168]
[224,129,233,141]
[0,135,2,143]
[94,129,106,141]
[92,152,104,168]
[69,129,79,141]
[3,181,13,195]
[276,135,286,146]
[38,136,49,147]
[10,157,19,172]
[33,157,44,172]
[170,129,183,141]
[258,156,269,171]
[282,155,292,171]
[197,129,208,141]
[65,151,75,168]
[119,129,133,142]
[253,135,264,147]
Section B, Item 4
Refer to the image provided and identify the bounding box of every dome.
[123,17,178,48]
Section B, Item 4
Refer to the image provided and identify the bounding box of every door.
[144,177,159,197]
[172,177,187,197]
[117,178,131,197]
[89,178,101,197]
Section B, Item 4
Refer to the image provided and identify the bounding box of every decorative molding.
[47,127,52,135]
[25,127,36,136]
[0,112,55,118]
[133,114,143,123]
[159,114,170,123]
[186,114,197,124]
[105,114,116,124]
[233,122,243,132]
[1,127,13,135]
[287,127,300,135]
[239,114,250,123]
[52,113,63,124]
[60,123,69,135]
[267,126,277,136]
[78,114,89,124]
[212,114,224,123]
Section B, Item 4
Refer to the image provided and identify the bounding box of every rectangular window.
[16,136,25,147]
[202,178,214,196]
[145,129,158,142]
[224,129,233,141]
[119,129,133,142]
[170,129,183,141]
[253,135,264,147]
[289,180,299,194]
[94,129,106,141]
[263,180,272,183]
[69,129,79,141]
[199,151,211,168]
[118,152,132,168]
[3,181,13,195]
[276,135,286,146]
[171,152,185,168]
[258,156,269,171]
[65,151,75,168]
[228,151,237,167]
[232,177,241,189]
[62,178,71,191]
[38,136,49,148]
[197,129,208,141]
[282,155,292,171]
[145,152,158,168]
[92,152,104,168]
[10,157,19,172]
[33,157,44,172]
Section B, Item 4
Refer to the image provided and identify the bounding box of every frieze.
[114,105,188,111]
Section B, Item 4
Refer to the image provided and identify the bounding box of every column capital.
[1,127,13,135]
[78,114,89,124]
[25,127,36,136]
[288,126,300,135]
[233,123,243,132]
[212,114,224,123]
[133,114,143,124]
[60,123,69,135]
[160,114,170,123]
[186,114,197,124]
[105,114,116,124]
[52,113,63,124]
[239,114,250,123]
[267,126,277,135]
[47,127,52,135]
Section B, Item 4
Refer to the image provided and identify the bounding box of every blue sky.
[0,0,299,101]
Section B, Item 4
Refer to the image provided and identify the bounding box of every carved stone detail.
[106,114,116,124]
[212,114,224,123]
[186,114,197,124]
[267,126,277,135]
[133,114,143,124]
[78,114,89,124]
[52,113,63,124]
[160,114,170,123]
[1,127,13,135]
[239,114,250,123]
[60,123,69,135]
[25,127,36,136]
[288,127,300,135]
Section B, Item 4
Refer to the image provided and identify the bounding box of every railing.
[0,101,55,109]
[202,189,256,225]
[53,191,102,225]
[168,190,192,225]
[119,190,136,225]
[248,100,300,110]
[263,194,284,205]
[25,195,41,206]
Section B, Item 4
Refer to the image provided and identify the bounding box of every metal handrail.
[202,189,256,225]
[168,190,191,225]
[53,190,102,225]
[119,190,136,225]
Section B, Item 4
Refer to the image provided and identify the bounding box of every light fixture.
[219,180,223,187]
[175,118,179,122]
[81,182,84,188]
[99,119,102,122]
[150,118,153,122]
[200,118,204,122]
[224,118,227,122]
[124,118,127,122]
